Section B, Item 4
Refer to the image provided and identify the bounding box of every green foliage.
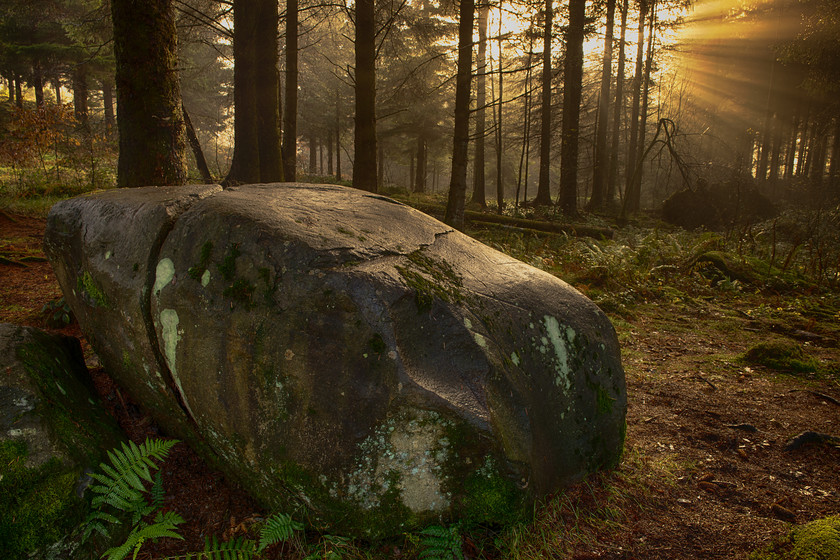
[82,436,303,559]
[41,296,74,327]
[303,534,353,560]
[418,524,464,560]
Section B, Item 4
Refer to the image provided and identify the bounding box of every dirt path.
[2,213,838,559]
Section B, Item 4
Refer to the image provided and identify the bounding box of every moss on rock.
[750,515,840,560]
[743,341,819,374]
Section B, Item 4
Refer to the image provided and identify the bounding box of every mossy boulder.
[44,183,627,537]
[0,323,124,559]
[744,341,819,373]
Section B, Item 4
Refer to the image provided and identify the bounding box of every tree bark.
[14,74,22,108]
[558,0,586,215]
[624,0,646,199]
[589,0,616,211]
[52,76,61,104]
[73,65,88,126]
[255,0,283,182]
[102,80,115,129]
[626,2,654,215]
[335,92,342,180]
[607,0,629,204]
[310,134,317,174]
[470,5,489,207]
[415,134,427,193]
[282,0,299,181]
[444,0,475,229]
[353,0,378,192]
[495,1,505,213]
[226,0,261,184]
[33,63,44,107]
[533,0,554,206]
[111,0,187,187]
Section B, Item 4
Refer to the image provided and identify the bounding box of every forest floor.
[1,210,839,560]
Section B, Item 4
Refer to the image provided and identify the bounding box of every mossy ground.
[743,341,820,374]
[749,516,840,560]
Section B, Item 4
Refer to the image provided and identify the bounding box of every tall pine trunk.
[444,0,475,229]
[111,0,187,187]
[558,0,586,215]
[256,0,283,182]
[227,0,261,184]
[626,2,654,215]
[283,0,299,181]
[470,5,489,207]
[589,0,616,211]
[607,0,629,204]
[353,0,378,192]
[624,0,646,201]
[533,0,554,205]
[416,134,427,193]
[495,1,505,213]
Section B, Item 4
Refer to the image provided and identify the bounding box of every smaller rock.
[0,324,124,559]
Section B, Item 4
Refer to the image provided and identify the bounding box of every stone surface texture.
[44,183,627,536]
[0,323,123,559]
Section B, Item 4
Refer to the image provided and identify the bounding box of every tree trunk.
[102,79,115,129]
[495,1,505,213]
[444,0,475,229]
[255,0,283,182]
[33,63,44,107]
[377,142,384,187]
[327,129,334,175]
[415,134,427,193]
[558,0,586,215]
[14,74,22,108]
[183,103,213,183]
[226,0,261,184]
[52,76,61,104]
[335,92,342,180]
[353,0,377,192]
[626,2,654,215]
[111,0,187,187]
[624,0,646,199]
[73,65,89,127]
[282,0,299,181]
[470,5,489,207]
[607,0,628,205]
[533,0,554,206]
[829,117,840,181]
[516,43,534,211]
[589,0,616,211]
[5,74,13,103]
[310,134,317,174]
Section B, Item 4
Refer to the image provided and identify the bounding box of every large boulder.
[0,324,124,559]
[44,183,627,537]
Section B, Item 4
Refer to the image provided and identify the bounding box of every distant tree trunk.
[589,0,616,211]
[183,103,212,183]
[516,43,534,211]
[52,76,61,104]
[14,74,22,108]
[785,107,801,180]
[470,5,489,207]
[33,63,44,107]
[255,0,282,182]
[558,0,586,215]
[796,117,810,177]
[335,92,342,180]
[415,134,427,193]
[410,151,415,191]
[283,0,298,181]
[626,3,654,215]
[829,117,840,181]
[73,65,89,126]
[377,142,384,187]
[443,0,475,229]
[327,129,334,175]
[533,0,554,206]
[102,80,115,129]
[607,0,629,204]
[495,1,505,213]
[768,112,783,184]
[5,74,12,103]
[353,0,377,192]
[309,134,317,174]
[226,0,261,184]
[111,0,187,187]
[624,0,646,197]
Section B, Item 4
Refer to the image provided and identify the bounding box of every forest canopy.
[0,0,838,219]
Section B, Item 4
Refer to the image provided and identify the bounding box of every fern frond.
[199,534,256,560]
[257,513,304,552]
[101,511,185,560]
[418,524,464,560]
[150,471,165,510]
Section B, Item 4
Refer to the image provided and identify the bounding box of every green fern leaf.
[257,513,303,552]
[199,534,256,560]
[101,511,185,560]
[418,524,464,560]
